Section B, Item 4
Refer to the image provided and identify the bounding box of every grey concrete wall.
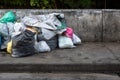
[0,9,119,42]
[103,10,120,42]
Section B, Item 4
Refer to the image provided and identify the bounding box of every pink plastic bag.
[64,27,73,39]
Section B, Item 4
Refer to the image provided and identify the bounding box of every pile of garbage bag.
[0,11,81,58]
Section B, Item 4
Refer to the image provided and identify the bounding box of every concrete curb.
[0,63,120,73]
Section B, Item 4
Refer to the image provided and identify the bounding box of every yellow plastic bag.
[7,40,12,54]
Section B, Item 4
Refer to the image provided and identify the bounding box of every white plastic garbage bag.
[11,31,22,38]
[33,22,57,30]
[58,36,75,48]
[72,33,81,45]
[7,22,15,35]
[55,28,66,35]
[0,23,9,36]
[47,13,62,27]
[22,16,38,26]
[23,13,66,31]
[35,15,47,22]
[36,13,64,27]
[49,13,64,18]
[14,22,26,32]
[41,28,56,40]
[49,13,67,30]
[34,41,51,52]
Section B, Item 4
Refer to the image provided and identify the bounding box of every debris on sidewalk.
[0,11,81,58]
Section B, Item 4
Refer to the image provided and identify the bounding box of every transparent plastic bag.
[34,41,51,53]
[72,33,81,45]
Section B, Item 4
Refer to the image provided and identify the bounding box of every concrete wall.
[0,9,120,42]
[103,10,120,42]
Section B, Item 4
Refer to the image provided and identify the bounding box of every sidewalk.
[0,73,119,80]
[0,42,120,73]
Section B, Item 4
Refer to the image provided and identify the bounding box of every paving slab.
[0,42,120,73]
[0,42,119,64]
[104,42,120,61]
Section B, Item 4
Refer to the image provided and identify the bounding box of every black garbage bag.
[12,29,36,58]
[37,34,58,50]
[45,36,58,50]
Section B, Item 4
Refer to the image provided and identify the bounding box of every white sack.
[34,41,51,52]
[59,36,74,48]
[14,22,26,32]
[42,28,56,40]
